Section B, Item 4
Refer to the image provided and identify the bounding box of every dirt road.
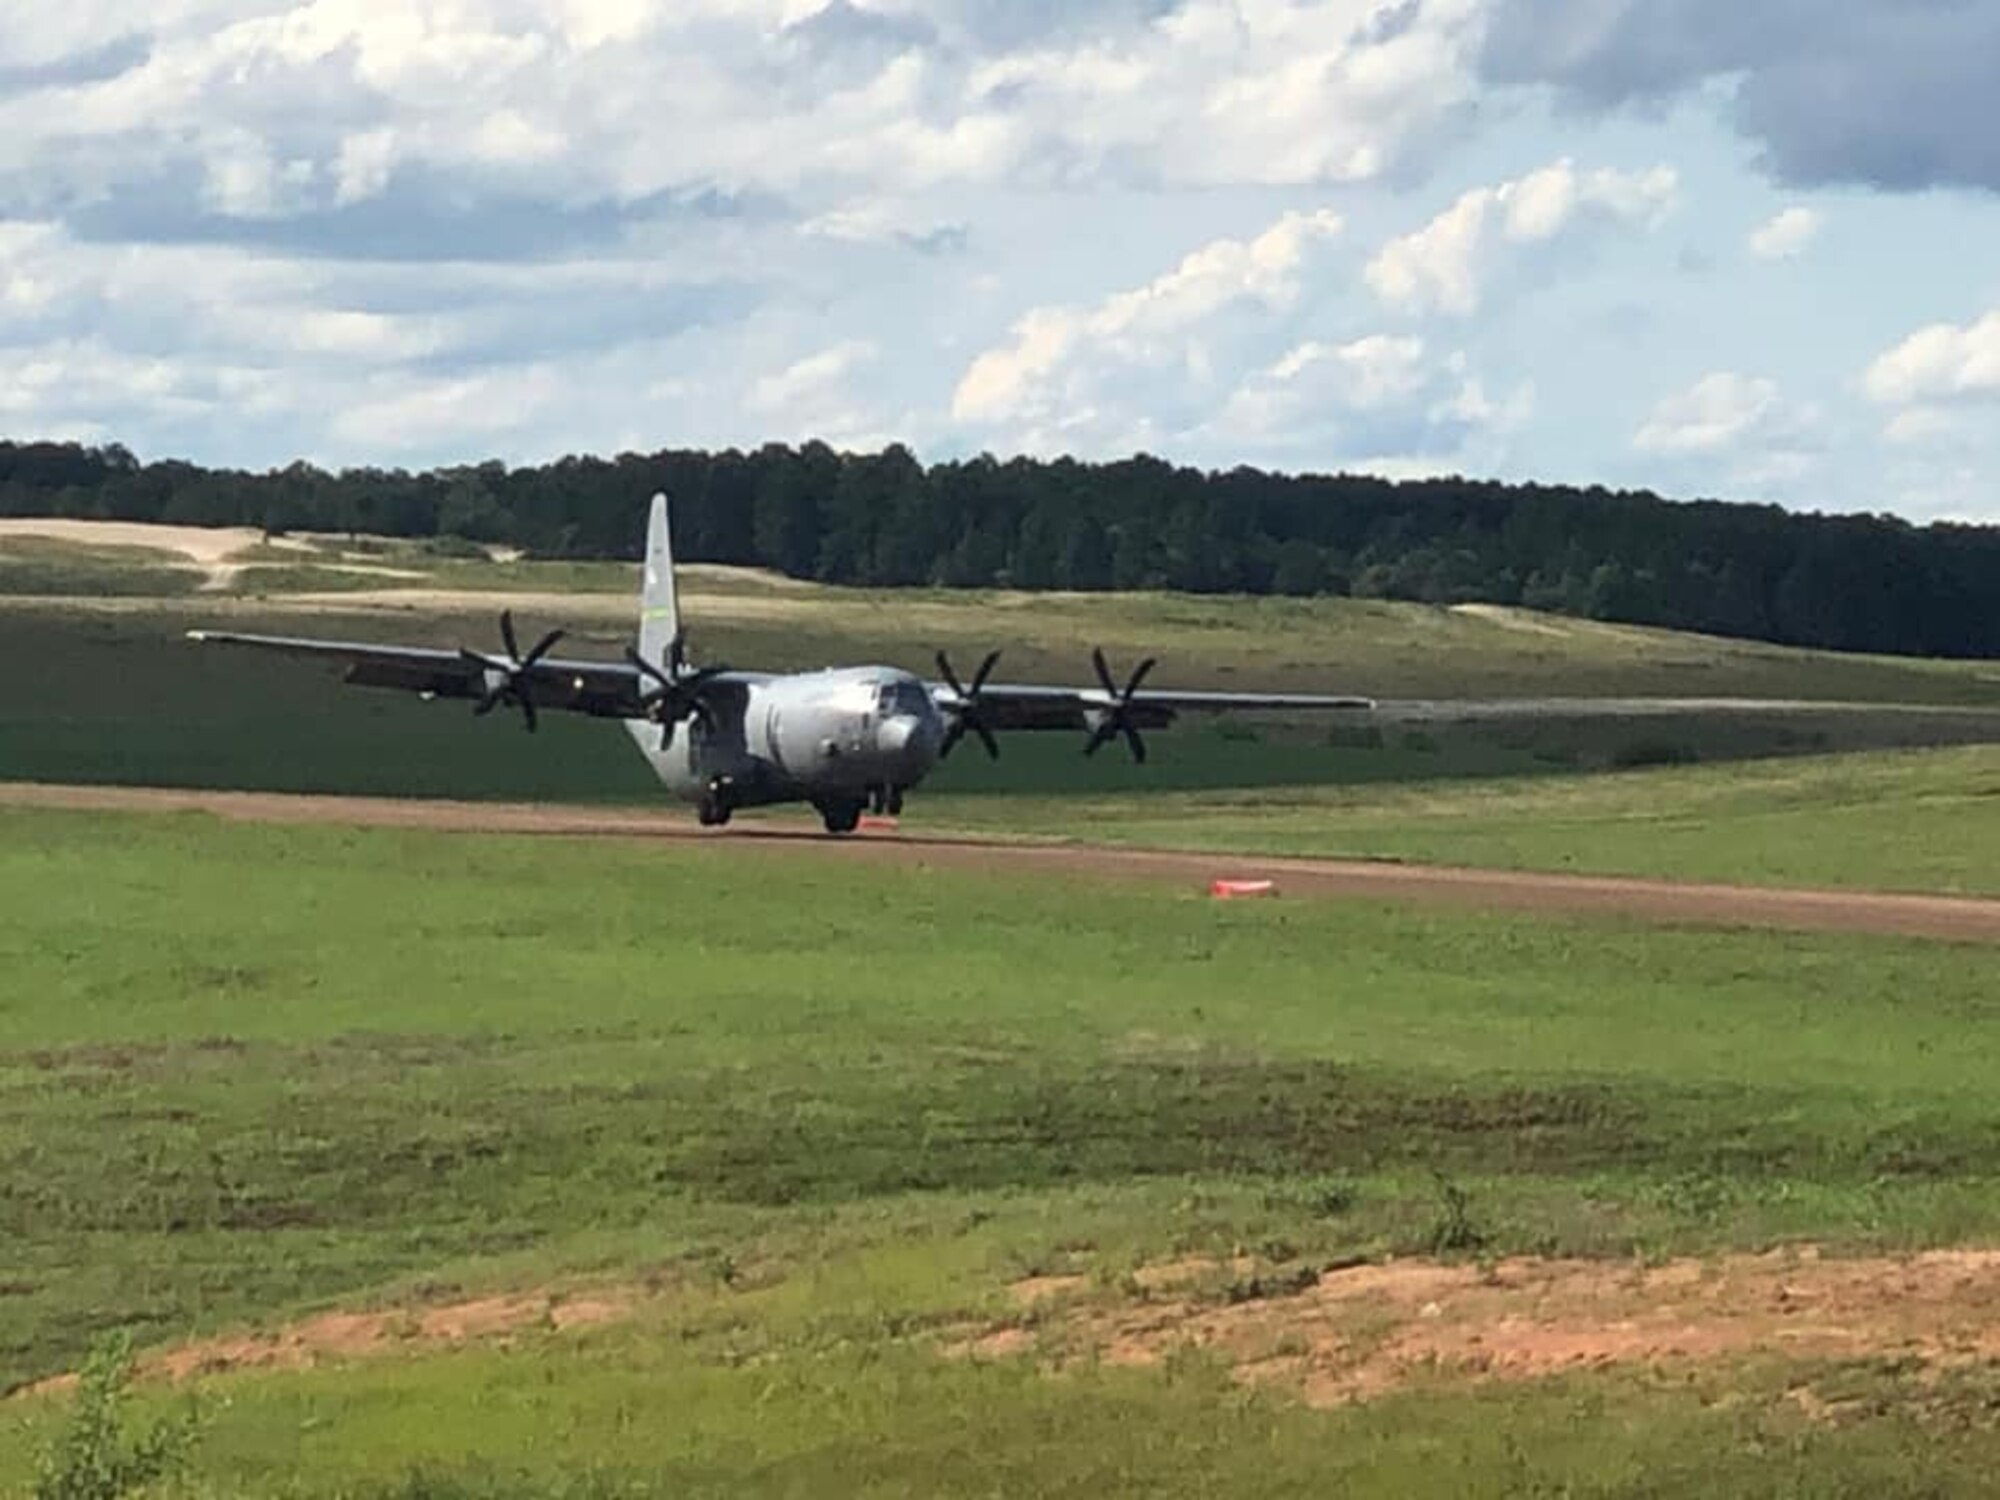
[6,781,1997,942]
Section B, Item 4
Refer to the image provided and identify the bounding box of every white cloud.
[1215,337,1533,464]
[743,339,890,444]
[0,2,1990,522]
[332,128,398,206]
[948,199,1531,472]
[0,0,1488,238]
[1862,308,2000,454]
[1366,158,1678,314]
[331,367,566,453]
[1883,407,1967,446]
[1632,372,1824,497]
[1748,205,1821,260]
[951,209,1344,445]
[1635,372,1791,453]
[1863,308,2000,406]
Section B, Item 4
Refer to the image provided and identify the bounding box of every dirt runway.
[5,780,1998,943]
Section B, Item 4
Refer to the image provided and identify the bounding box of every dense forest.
[4,438,1997,657]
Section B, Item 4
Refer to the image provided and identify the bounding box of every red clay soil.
[14,1292,629,1400]
[5,780,1998,942]
[957,1247,2000,1408]
[21,1249,2000,1412]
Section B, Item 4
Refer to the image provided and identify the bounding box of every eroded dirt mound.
[957,1247,2000,1406]
[16,1291,629,1400]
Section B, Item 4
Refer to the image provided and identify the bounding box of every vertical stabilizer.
[638,492,680,672]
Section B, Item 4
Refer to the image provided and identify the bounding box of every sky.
[1,1,1997,523]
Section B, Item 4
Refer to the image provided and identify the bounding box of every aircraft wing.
[928,680,1376,732]
[186,629,656,721]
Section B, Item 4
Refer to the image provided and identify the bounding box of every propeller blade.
[520,695,539,733]
[970,648,1001,695]
[1081,648,1156,763]
[524,628,565,668]
[936,646,1002,764]
[624,645,669,690]
[935,649,967,700]
[500,609,521,663]
[1091,646,1117,698]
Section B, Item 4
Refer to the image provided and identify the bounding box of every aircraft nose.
[876,713,937,772]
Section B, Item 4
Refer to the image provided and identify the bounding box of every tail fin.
[638,492,680,671]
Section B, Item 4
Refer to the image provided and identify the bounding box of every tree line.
[4,437,1996,657]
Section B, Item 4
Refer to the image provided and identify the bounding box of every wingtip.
[185,629,209,642]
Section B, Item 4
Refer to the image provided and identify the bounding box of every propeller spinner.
[458,609,565,732]
[935,648,1002,760]
[1083,647,1157,763]
[626,629,728,750]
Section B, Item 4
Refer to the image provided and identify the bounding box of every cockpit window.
[877,681,930,717]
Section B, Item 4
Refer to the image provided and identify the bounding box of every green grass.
[931,743,2000,896]
[30,1339,2000,1499]
[6,807,2000,1493]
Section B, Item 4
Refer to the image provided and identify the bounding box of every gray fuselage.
[624,665,944,810]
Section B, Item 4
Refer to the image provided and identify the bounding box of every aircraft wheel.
[885,788,904,816]
[819,799,864,835]
[698,799,732,827]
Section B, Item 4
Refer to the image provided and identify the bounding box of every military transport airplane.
[189,495,1375,833]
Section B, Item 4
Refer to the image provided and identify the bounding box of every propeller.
[935,648,1002,760]
[458,609,565,732]
[1083,646,1157,763]
[625,629,729,749]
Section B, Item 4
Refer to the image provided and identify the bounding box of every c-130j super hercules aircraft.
[190,495,1376,833]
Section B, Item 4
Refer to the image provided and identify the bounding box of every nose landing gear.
[868,785,905,817]
[699,775,737,828]
[816,798,865,835]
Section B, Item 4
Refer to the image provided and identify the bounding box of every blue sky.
[1,0,1996,521]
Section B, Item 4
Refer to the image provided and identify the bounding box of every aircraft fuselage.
[625,664,944,825]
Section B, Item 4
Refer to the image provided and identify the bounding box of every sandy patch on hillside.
[952,1248,2000,1407]
[0,519,305,589]
[1449,603,1574,638]
[0,519,432,591]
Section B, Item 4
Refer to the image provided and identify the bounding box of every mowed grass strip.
[6,805,2000,1398]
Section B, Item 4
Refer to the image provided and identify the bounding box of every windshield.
[877,681,930,717]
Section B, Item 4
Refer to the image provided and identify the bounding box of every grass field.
[934,743,2000,896]
[4,599,1996,901]
[6,807,2000,1495]
[4,519,2000,703]
[4,600,1998,792]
